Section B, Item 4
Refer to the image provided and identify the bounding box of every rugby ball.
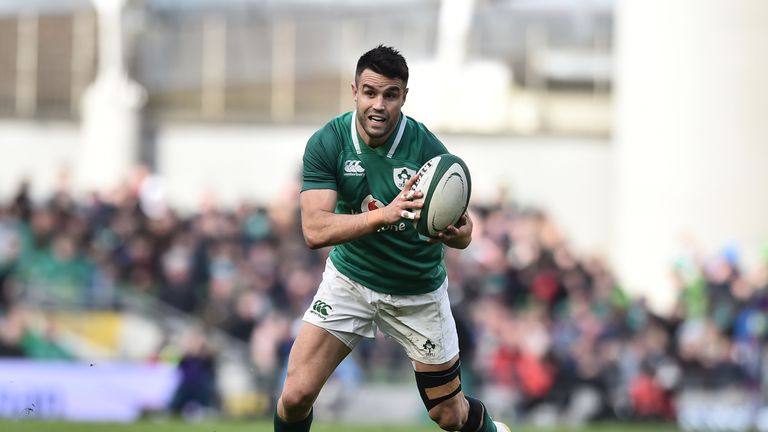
[411,154,472,237]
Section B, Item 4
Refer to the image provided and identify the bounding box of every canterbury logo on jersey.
[343,160,365,176]
[311,300,333,319]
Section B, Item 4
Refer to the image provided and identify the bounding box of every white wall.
[0,120,611,257]
[0,120,82,201]
[614,0,768,311]
[446,135,611,256]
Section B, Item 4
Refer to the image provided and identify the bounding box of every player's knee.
[280,386,317,415]
[428,397,467,431]
[415,358,465,429]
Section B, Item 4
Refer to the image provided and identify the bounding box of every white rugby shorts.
[303,258,460,365]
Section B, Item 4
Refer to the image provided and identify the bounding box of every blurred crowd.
[1,168,767,423]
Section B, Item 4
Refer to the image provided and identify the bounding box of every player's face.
[352,69,408,147]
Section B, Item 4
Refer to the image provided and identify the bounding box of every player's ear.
[402,87,409,105]
[351,82,358,102]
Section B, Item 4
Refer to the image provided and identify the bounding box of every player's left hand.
[425,212,473,249]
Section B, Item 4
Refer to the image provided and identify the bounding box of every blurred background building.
[0,0,767,428]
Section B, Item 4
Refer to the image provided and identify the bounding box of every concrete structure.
[613,0,768,311]
[77,0,145,193]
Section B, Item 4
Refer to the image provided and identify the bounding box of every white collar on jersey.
[350,111,408,158]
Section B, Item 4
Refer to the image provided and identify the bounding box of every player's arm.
[299,189,374,249]
[300,175,424,249]
[427,212,473,249]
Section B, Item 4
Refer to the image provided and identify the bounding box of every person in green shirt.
[274,45,509,432]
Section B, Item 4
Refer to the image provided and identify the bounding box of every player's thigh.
[414,354,460,372]
[283,322,352,395]
[303,258,377,339]
[375,280,459,364]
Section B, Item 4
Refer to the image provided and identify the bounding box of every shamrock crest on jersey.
[393,167,416,189]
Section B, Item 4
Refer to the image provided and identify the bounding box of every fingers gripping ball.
[410,154,472,237]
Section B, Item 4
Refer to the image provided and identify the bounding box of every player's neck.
[355,119,392,149]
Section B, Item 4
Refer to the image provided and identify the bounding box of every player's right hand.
[379,173,423,225]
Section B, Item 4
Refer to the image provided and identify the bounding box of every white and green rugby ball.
[411,153,472,238]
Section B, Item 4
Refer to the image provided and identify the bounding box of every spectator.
[1,176,766,425]
[168,329,219,418]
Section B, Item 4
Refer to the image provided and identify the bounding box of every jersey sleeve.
[302,128,339,192]
[420,125,450,161]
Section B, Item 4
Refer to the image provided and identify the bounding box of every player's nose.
[373,95,385,110]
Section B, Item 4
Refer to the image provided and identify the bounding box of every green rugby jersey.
[302,111,450,295]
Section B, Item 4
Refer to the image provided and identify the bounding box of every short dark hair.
[355,45,409,85]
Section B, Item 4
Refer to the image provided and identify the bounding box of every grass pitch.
[0,419,679,432]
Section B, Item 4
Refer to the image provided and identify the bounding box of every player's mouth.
[368,115,387,125]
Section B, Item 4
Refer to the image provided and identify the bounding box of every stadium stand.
[1,173,766,424]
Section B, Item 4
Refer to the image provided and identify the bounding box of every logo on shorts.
[311,300,333,319]
[422,339,436,357]
[344,160,365,176]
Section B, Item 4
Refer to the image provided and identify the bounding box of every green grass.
[0,420,680,432]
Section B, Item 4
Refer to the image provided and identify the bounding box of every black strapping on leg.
[413,358,462,410]
[460,396,485,432]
